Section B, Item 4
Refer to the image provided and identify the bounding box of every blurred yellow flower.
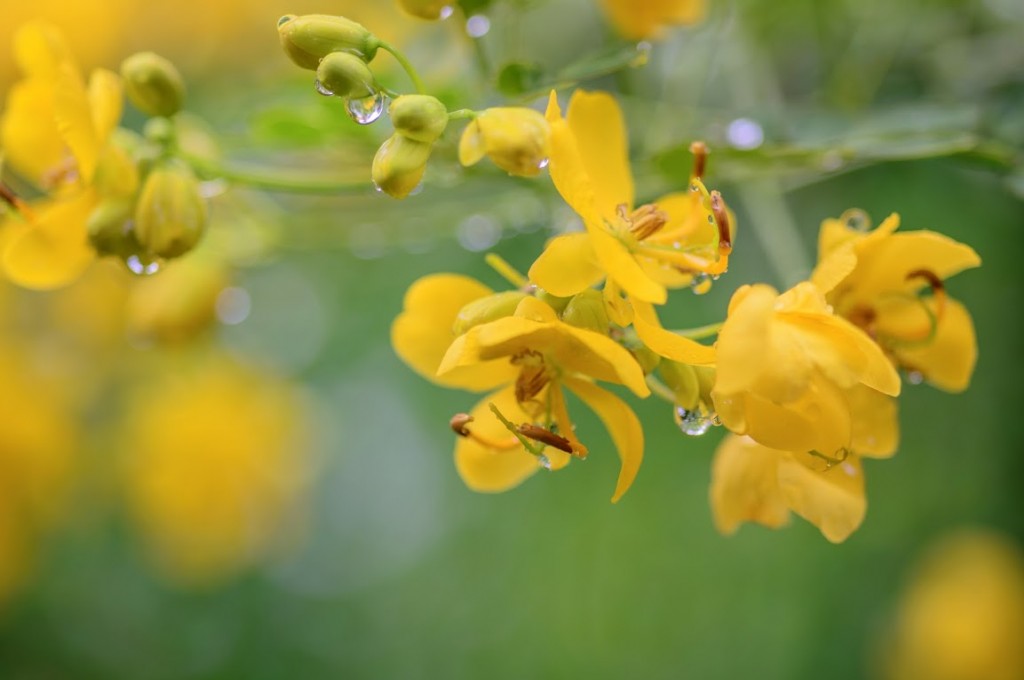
[882,529,1024,680]
[712,282,901,456]
[0,342,76,603]
[0,21,126,289]
[530,90,726,364]
[599,0,706,39]
[120,355,310,587]
[812,211,981,392]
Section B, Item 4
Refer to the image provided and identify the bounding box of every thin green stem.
[183,154,368,195]
[488,403,544,456]
[447,109,478,121]
[376,40,426,94]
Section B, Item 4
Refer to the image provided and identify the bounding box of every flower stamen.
[618,203,668,241]
[0,182,34,220]
[689,141,708,180]
[516,423,574,453]
[710,190,733,256]
[450,412,520,450]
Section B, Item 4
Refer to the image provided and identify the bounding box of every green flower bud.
[87,199,135,256]
[397,0,453,20]
[389,95,448,143]
[277,14,378,70]
[458,107,551,177]
[371,134,432,199]
[133,159,207,259]
[659,360,700,409]
[561,289,610,334]
[120,52,185,117]
[631,345,661,375]
[452,291,528,336]
[315,51,375,99]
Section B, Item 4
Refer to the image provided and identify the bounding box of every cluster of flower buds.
[278,13,554,197]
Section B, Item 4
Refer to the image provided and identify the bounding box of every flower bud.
[397,0,453,20]
[277,14,377,70]
[561,289,610,334]
[315,51,376,99]
[452,291,528,335]
[659,360,700,409]
[120,52,185,117]
[458,108,551,177]
[371,134,432,199]
[87,199,135,256]
[389,95,448,143]
[133,159,207,258]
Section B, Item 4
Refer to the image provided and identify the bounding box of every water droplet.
[124,254,161,276]
[439,5,454,19]
[314,79,334,97]
[844,209,871,232]
[906,370,924,385]
[465,14,491,38]
[726,117,765,150]
[538,454,552,470]
[690,272,712,295]
[631,42,652,67]
[277,15,294,27]
[537,157,550,170]
[674,405,715,436]
[345,92,387,125]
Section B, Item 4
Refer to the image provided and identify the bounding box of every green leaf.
[496,62,545,97]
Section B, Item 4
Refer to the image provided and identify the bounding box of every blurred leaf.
[517,43,649,100]
[496,61,545,97]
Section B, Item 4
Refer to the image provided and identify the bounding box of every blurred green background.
[1,0,1022,678]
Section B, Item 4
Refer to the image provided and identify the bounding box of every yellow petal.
[564,90,634,220]
[889,298,977,393]
[545,92,598,226]
[455,386,545,492]
[849,231,981,303]
[13,21,70,80]
[2,192,96,290]
[603,280,634,326]
[564,377,644,503]
[0,80,64,185]
[847,385,899,459]
[599,0,706,39]
[391,274,516,391]
[811,244,857,295]
[632,298,715,365]
[817,211,900,261]
[457,119,485,167]
[87,68,123,146]
[709,434,790,535]
[777,451,866,543]
[528,232,604,297]
[591,226,666,303]
[54,62,100,184]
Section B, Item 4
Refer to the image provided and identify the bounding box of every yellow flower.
[0,21,126,289]
[529,90,726,365]
[598,0,706,39]
[120,355,310,587]
[883,529,1024,680]
[458,107,551,177]
[712,281,901,456]
[440,295,649,501]
[811,211,980,392]
[710,382,897,543]
[0,342,76,602]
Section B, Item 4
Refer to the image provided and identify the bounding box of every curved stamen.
[517,423,574,453]
[906,269,947,325]
[450,412,520,450]
[689,141,709,181]
[710,191,732,256]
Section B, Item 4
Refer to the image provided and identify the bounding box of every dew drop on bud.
[314,79,334,96]
[538,454,552,470]
[674,405,716,436]
[346,91,387,125]
[690,272,712,295]
[537,158,550,170]
[124,253,161,276]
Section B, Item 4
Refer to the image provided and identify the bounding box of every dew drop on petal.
[538,454,552,470]
[537,157,550,170]
[124,254,161,276]
[674,405,715,436]
[690,272,712,295]
[345,92,387,125]
[314,79,334,97]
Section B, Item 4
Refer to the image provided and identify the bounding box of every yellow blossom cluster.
[392,89,980,542]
